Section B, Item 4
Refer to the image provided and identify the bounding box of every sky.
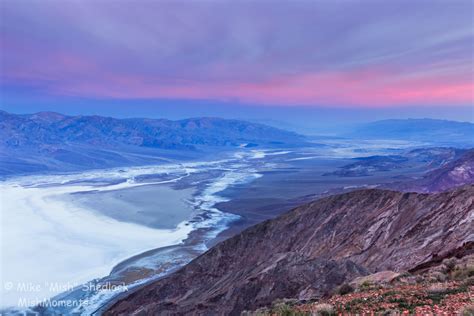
[0,0,473,126]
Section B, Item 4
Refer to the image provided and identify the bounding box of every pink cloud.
[55,69,473,107]
[3,49,473,107]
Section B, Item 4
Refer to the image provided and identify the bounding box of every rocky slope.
[105,185,473,315]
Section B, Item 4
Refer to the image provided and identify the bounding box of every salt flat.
[0,172,194,308]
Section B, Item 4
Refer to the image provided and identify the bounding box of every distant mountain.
[0,111,305,175]
[105,185,473,315]
[348,119,474,146]
[0,111,304,149]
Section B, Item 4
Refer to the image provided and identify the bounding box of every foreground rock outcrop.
[105,185,473,315]
[274,254,473,315]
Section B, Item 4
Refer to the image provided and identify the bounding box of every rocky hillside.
[105,185,473,315]
[391,149,474,193]
[257,254,473,315]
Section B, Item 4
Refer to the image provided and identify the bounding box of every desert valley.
[1,1,473,315]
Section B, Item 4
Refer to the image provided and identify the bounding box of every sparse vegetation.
[427,283,449,294]
[443,258,457,274]
[310,303,335,316]
[337,283,354,295]
[453,265,474,280]
[430,271,448,282]
[459,304,474,316]
[381,309,400,316]
[244,266,474,316]
[463,276,474,287]
[242,299,310,316]
[359,280,373,291]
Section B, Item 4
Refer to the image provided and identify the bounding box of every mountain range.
[0,111,305,175]
[0,111,304,149]
[2,111,473,177]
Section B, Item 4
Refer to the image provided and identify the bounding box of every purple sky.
[0,0,473,121]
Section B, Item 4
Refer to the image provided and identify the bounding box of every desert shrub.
[427,273,443,283]
[427,283,448,294]
[242,300,308,316]
[426,283,469,304]
[469,266,474,277]
[311,303,335,316]
[426,283,449,304]
[337,283,354,295]
[269,302,293,316]
[242,309,270,316]
[430,271,447,282]
[359,280,373,291]
[414,274,427,284]
[442,258,457,274]
[270,299,307,316]
[462,276,474,287]
[398,272,411,278]
[393,272,411,283]
[459,304,474,316]
[273,303,293,316]
[453,265,474,280]
[382,309,401,316]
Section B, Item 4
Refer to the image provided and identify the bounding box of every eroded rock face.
[106,186,473,316]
